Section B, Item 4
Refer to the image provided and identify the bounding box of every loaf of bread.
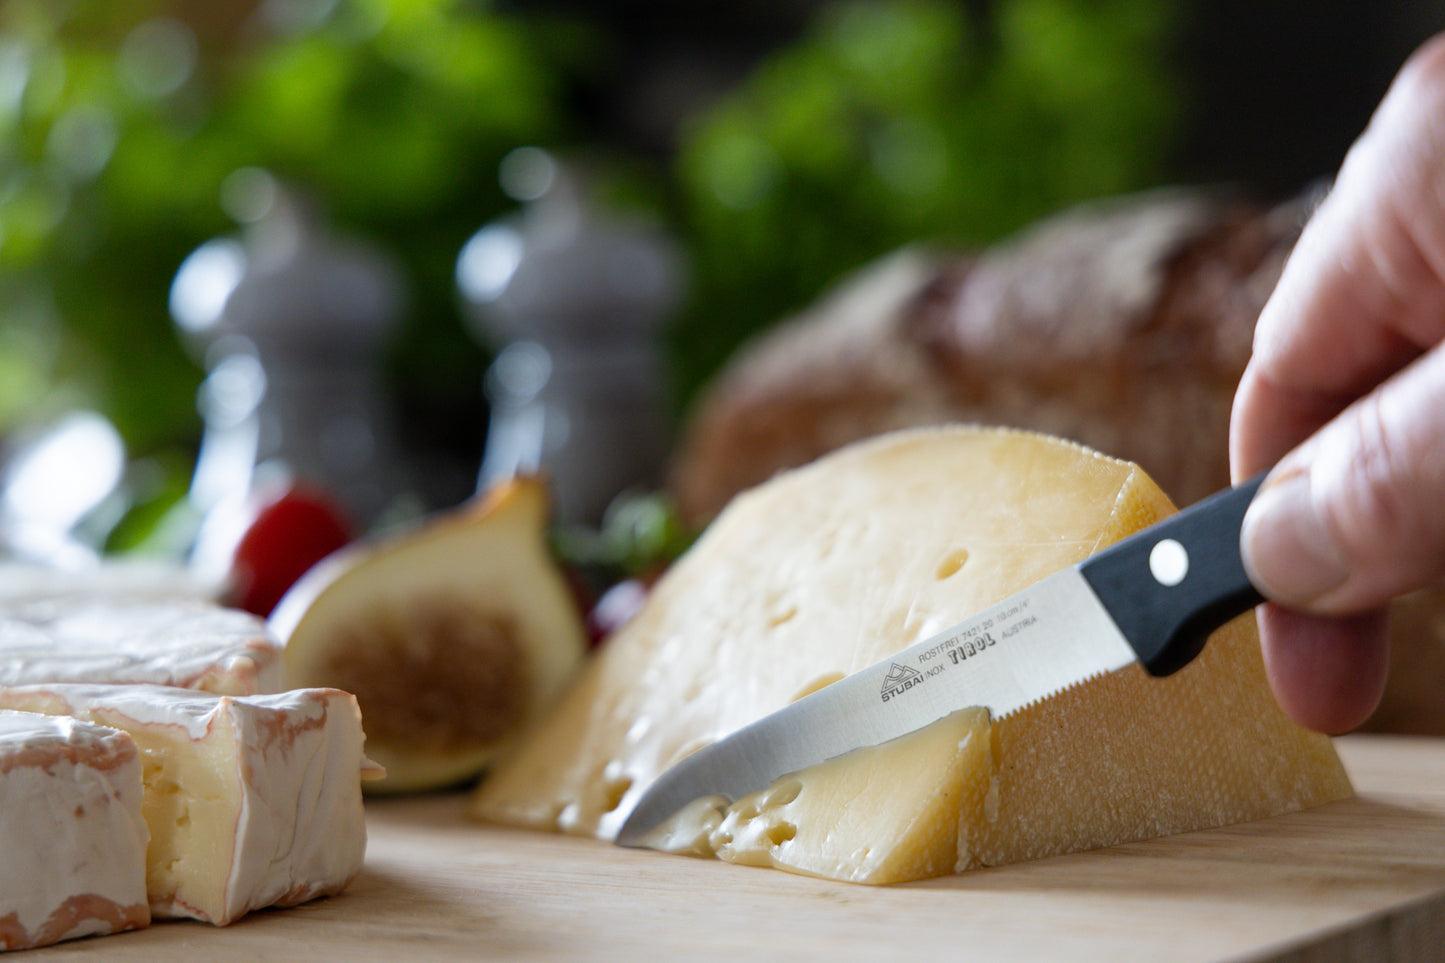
[667,185,1445,735]
[670,186,1311,522]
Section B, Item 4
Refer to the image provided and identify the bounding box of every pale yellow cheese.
[471,426,1351,884]
[641,708,992,883]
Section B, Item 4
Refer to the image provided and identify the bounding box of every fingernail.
[1241,469,1351,606]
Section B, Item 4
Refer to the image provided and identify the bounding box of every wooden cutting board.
[34,735,1445,961]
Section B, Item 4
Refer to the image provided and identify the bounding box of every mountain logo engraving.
[880,662,924,702]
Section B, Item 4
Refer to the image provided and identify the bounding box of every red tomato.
[228,486,354,617]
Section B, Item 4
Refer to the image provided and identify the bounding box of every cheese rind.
[0,684,368,925]
[957,616,1352,870]
[0,709,150,950]
[472,426,1352,884]
[0,598,283,696]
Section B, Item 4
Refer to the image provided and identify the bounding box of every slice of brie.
[0,709,150,950]
[0,598,283,696]
[472,426,1352,884]
[0,684,369,925]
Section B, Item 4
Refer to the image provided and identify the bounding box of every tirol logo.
[880,662,924,702]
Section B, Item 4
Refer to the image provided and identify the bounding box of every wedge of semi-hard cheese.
[0,597,283,696]
[0,684,370,924]
[471,426,1352,884]
[0,709,150,950]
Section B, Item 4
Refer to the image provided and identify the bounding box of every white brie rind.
[0,709,151,950]
[0,599,283,696]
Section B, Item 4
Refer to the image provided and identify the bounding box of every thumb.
[1241,343,1445,615]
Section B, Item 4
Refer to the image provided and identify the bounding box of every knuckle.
[1323,389,1445,579]
[1341,400,1410,541]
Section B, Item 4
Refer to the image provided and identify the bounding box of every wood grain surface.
[30,735,1445,962]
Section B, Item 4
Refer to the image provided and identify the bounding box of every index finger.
[1231,33,1445,478]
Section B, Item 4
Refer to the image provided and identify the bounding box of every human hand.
[1230,34,1445,734]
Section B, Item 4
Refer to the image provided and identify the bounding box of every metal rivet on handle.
[1149,538,1189,587]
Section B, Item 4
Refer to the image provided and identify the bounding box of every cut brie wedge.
[0,683,371,924]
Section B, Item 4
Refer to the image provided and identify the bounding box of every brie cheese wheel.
[0,684,370,925]
[0,560,215,607]
[0,709,150,950]
[0,599,282,696]
[472,426,1351,884]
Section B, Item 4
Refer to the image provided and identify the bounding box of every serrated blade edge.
[614,567,1136,846]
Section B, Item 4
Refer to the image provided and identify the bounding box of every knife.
[615,472,1268,847]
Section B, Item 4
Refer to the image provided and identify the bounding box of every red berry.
[228,486,354,617]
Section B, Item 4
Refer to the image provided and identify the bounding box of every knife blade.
[615,472,1267,848]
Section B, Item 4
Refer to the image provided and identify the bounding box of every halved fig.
[270,477,587,793]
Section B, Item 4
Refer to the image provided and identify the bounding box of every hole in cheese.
[766,606,798,628]
[600,774,633,815]
[763,780,802,809]
[934,549,969,579]
[789,674,844,703]
[763,821,797,848]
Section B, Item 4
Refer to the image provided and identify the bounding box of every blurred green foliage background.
[667,0,1178,395]
[0,0,1434,547]
[1,0,574,456]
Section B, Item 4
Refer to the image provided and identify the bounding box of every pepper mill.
[170,172,407,539]
[457,148,686,525]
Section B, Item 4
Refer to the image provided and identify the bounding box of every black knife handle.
[1078,473,1267,677]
